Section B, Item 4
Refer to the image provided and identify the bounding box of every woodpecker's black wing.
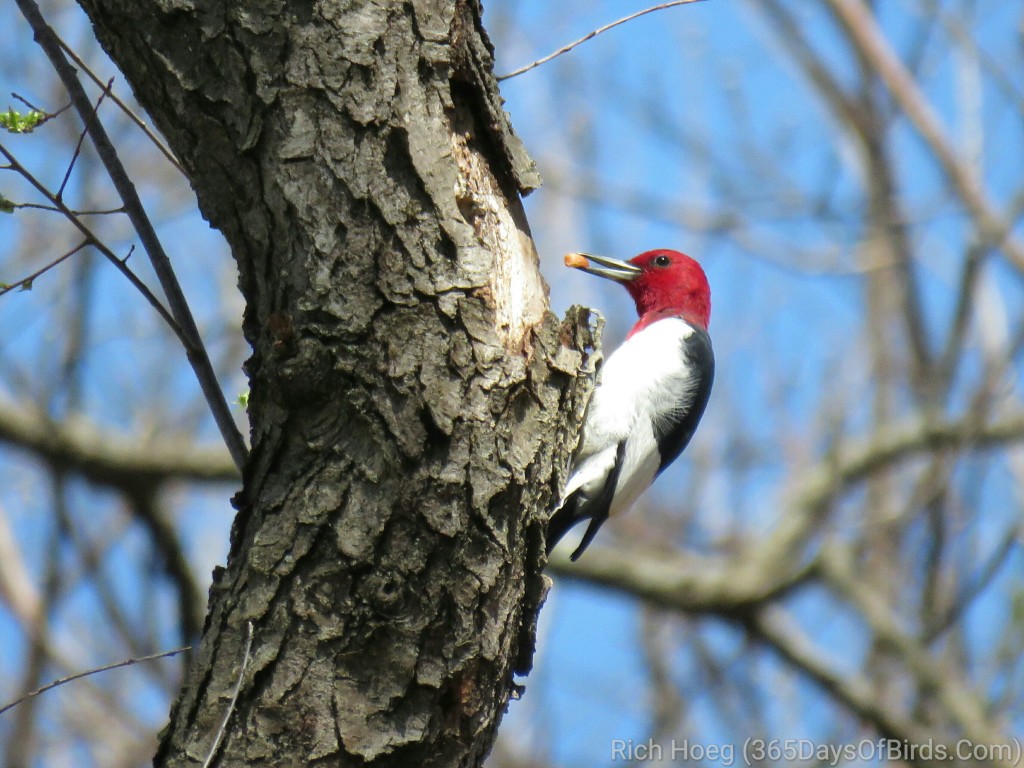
[546,440,626,560]
[654,327,714,473]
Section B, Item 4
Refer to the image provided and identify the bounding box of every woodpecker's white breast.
[562,317,699,518]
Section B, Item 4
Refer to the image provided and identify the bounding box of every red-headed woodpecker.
[547,249,714,561]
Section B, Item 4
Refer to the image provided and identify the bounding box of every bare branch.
[776,411,1024,561]
[129,490,206,640]
[747,608,953,765]
[497,1,707,81]
[0,504,42,627]
[13,0,249,472]
[817,545,1012,755]
[0,646,190,717]
[201,622,254,768]
[824,0,1024,271]
[11,201,125,215]
[0,240,87,296]
[924,524,1021,642]
[548,544,812,613]
[0,141,181,331]
[55,79,113,200]
[0,399,240,489]
[54,34,185,175]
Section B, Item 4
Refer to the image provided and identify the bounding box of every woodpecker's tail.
[546,491,612,561]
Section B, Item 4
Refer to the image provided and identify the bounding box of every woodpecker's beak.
[564,252,641,283]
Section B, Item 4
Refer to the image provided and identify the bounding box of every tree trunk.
[72,0,597,764]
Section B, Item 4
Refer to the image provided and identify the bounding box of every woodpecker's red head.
[564,249,711,333]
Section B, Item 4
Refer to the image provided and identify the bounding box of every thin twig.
[55,34,185,176]
[0,645,190,717]
[15,0,249,472]
[57,80,113,200]
[746,608,940,754]
[13,201,125,215]
[11,93,45,112]
[202,622,254,768]
[497,0,707,81]
[923,524,1020,642]
[0,240,88,297]
[0,141,181,335]
[11,91,70,127]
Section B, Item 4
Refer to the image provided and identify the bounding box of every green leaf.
[236,390,250,408]
[0,107,45,134]
[0,194,14,214]
[18,278,33,292]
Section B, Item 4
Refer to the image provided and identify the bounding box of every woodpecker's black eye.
[653,254,671,267]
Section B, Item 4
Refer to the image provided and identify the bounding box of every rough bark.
[71,0,598,765]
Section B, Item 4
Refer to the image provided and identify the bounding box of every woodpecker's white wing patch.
[561,443,619,501]
[561,317,698,518]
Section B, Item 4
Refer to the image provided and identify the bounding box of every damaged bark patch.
[449,105,548,355]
